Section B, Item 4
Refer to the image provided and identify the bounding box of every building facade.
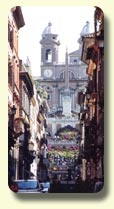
[8,8,49,183]
[8,6,25,181]
[8,7,25,117]
[34,22,89,136]
[79,6,104,182]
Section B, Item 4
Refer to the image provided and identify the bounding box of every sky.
[18,6,95,76]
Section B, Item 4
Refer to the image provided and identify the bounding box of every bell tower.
[40,22,60,78]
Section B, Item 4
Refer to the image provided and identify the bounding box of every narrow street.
[8,6,104,193]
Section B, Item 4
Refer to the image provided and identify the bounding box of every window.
[70,72,75,79]
[48,94,50,100]
[46,49,52,62]
[60,72,64,79]
[47,86,50,90]
[22,86,30,116]
[8,64,13,87]
[8,23,13,50]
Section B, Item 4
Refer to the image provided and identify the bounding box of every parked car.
[40,182,50,193]
[14,179,42,193]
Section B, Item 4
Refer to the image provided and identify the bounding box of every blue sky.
[19,6,95,76]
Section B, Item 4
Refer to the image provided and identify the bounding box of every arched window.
[70,71,75,79]
[46,49,52,62]
[60,72,64,79]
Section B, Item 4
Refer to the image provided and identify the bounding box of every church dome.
[80,21,90,36]
[42,22,57,36]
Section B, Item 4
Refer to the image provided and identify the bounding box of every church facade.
[34,22,88,137]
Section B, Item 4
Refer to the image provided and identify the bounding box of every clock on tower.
[44,69,53,78]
